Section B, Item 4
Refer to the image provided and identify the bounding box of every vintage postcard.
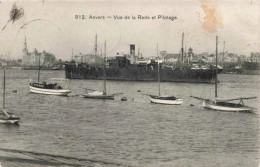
[0,0,259,166]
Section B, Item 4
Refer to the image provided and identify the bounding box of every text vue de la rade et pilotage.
[75,15,177,21]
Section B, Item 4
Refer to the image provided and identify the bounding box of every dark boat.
[64,34,223,83]
[121,97,127,101]
[223,61,260,75]
[222,65,243,74]
[241,61,260,75]
[65,58,223,83]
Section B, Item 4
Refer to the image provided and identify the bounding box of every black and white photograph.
[0,0,259,166]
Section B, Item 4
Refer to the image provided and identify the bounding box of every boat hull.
[82,94,114,100]
[65,63,223,83]
[0,119,19,124]
[30,86,71,96]
[150,97,183,105]
[202,100,252,112]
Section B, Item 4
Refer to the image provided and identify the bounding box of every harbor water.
[0,69,259,166]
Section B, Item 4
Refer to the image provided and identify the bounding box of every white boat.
[202,99,252,112]
[30,83,71,96]
[0,69,20,125]
[150,95,183,105]
[83,90,114,100]
[82,39,115,100]
[149,42,183,105]
[0,112,20,124]
[0,119,19,124]
[29,55,71,96]
[191,36,256,112]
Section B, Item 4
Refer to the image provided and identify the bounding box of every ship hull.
[65,64,222,83]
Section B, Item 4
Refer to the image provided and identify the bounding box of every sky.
[0,0,259,60]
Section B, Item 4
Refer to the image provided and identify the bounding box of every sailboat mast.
[157,43,160,96]
[38,55,40,83]
[222,41,225,66]
[181,32,184,65]
[185,44,187,63]
[138,45,140,58]
[3,69,5,109]
[92,34,97,68]
[103,41,107,95]
[215,36,218,98]
[2,69,10,118]
[95,33,98,56]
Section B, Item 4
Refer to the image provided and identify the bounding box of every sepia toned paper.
[0,0,259,167]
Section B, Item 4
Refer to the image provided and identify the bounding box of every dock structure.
[0,148,130,167]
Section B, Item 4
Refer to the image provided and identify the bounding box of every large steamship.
[64,35,223,83]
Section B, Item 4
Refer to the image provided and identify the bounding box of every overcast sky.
[0,0,259,60]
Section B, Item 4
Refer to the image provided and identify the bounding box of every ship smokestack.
[130,44,135,55]
[130,44,136,64]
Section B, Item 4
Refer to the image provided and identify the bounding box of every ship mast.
[138,45,140,58]
[38,55,41,83]
[185,44,187,64]
[95,33,98,56]
[181,32,184,67]
[94,34,98,68]
[157,43,160,96]
[71,48,74,61]
[103,41,107,95]
[215,35,218,98]
[3,69,5,110]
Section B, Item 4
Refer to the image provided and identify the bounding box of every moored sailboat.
[149,43,183,105]
[150,95,183,105]
[29,55,71,96]
[83,89,114,100]
[0,69,20,124]
[191,36,256,112]
[82,40,115,100]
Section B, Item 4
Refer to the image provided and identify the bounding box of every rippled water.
[0,69,259,166]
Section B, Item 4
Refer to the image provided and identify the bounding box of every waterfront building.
[187,47,194,62]
[250,52,260,62]
[22,38,56,67]
[238,55,247,63]
[163,53,180,63]
[72,53,103,65]
[204,54,215,63]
